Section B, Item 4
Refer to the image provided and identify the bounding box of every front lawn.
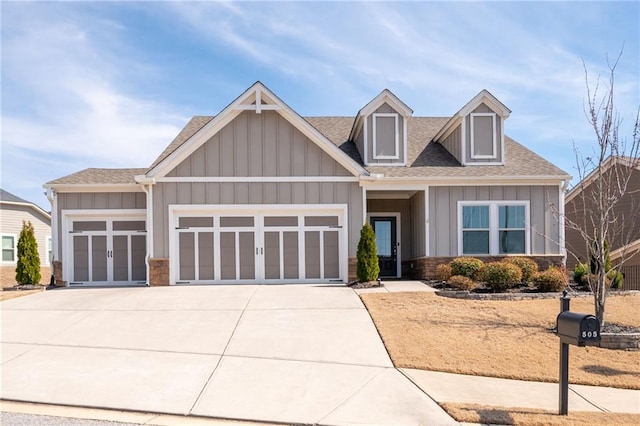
[361,292,639,389]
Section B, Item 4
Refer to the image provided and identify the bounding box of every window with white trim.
[46,236,53,265]
[372,113,399,159]
[470,113,497,159]
[2,234,16,262]
[459,202,529,255]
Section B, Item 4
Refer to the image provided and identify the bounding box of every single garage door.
[65,217,147,286]
[170,206,346,284]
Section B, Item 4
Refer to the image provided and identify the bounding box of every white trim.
[565,156,638,203]
[609,239,640,261]
[470,113,497,160]
[45,236,52,266]
[359,177,568,188]
[457,200,531,256]
[61,209,147,287]
[1,233,17,265]
[461,117,467,164]
[424,187,430,257]
[0,200,51,220]
[367,212,402,278]
[363,115,368,165]
[362,187,367,226]
[372,113,400,160]
[358,89,413,118]
[558,182,566,264]
[156,176,359,183]
[168,204,349,285]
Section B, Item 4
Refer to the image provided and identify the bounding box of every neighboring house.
[0,188,52,285]
[44,82,570,287]
[565,156,640,289]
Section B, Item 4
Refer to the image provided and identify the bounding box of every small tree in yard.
[15,220,41,285]
[357,223,380,282]
[565,53,640,326]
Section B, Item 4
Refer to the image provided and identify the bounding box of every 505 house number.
[582,331,598,338]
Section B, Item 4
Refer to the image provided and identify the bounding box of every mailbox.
[556,311,601,347]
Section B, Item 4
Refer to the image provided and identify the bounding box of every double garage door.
[170,206,347,284]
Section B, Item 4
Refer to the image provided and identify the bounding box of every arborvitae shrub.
[573,262,588,285]
[450,257,484,280]
[482,261,522,292]
[15,220,41,285]
[356,223,380,282]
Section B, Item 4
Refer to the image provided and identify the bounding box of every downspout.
[137,177,155,287]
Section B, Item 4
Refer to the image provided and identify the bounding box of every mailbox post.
[555,290,601,415]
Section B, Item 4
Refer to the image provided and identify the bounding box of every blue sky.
[1,1,639,209]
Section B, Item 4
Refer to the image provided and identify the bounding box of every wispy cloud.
[1,3,186,205]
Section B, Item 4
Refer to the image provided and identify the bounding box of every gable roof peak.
[459,89,511,118]
[358,88,413,117]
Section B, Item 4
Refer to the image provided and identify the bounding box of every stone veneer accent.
[0,265,51,286]
[149,258,170,286]
[600,333,640,350]
[52,261,64,286]
[402,256,565,280]
[348,257,357,281]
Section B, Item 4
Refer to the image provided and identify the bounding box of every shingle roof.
[47,168,147,185]
[147,116,214,171]
[49,112,569,185]
[0,188,32,204]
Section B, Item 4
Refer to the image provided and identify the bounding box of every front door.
[370,216,398,277]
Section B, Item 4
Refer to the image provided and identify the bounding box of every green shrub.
[450,257,484,280]
[435,264,452,281]
[573,262,588,285]
[533,267,567,292]
[607,269,624,289]
[15,220,41,285]
[504,257,538,283]
[356,223,379,282]
[481,262,522,292]
[448,275,475,291]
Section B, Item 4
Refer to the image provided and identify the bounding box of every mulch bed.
[347,280,383,289]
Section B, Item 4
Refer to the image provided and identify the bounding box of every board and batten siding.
[429,185,561,256]
[55,192,146,260]
[153,182,363,258]
[0,204,51,266]
[167,110,352,178]
[410,191,426,258]
[464,103,503,164]
[440,125,462,164]
[364,103,406,165]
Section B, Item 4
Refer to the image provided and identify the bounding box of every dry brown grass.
[441,403,640,425]
[361,292,640,389]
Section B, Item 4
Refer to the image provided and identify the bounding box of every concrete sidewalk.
[1,284,456,425]
[402,369,640,415]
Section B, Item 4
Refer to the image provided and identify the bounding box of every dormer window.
[372,113,399,160]
[470,113,497,159]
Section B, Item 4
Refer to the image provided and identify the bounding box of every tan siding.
[0,205,51,266]
[565,167,640,269]
[429,185,561,257]
[152,182,362,258]
[168,111,351,178]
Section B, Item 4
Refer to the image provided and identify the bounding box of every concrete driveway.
[1,285,456,425]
